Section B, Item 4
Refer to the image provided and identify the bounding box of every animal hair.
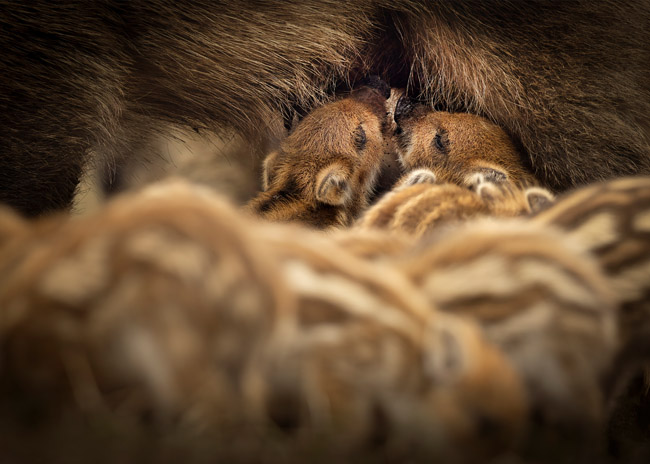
[532,177,650,421]
[0,178,528,462]
[246,83,391,229]
[357,173,552,239]
[395,217,618,458]
[1,1,650,215]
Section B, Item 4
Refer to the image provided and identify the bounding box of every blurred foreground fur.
[74,128,265,215]
[533,177,650,352]
[0,178,629,462]
[1,1,650,216]
[0,181,524,462]
[531,177,650,461]
[395,219,618,459]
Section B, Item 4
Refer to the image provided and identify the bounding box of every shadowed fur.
[533,177,650,345]
[1,1,649,215]
[532,177,650,443]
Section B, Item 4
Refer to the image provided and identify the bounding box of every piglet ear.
[315,165,351,206]
[396,168,437,191]
[525,187,555,213]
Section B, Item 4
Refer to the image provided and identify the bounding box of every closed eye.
[354,124,367,151]
[432,130,448,154]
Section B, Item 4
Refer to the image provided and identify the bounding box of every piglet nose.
[394,94,415,125]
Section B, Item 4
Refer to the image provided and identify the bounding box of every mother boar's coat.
[1,1,650,215]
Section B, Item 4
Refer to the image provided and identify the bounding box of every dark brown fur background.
[1,1,649,216]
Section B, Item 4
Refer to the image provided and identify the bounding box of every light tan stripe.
[568,212,620,250]
[633,210,650,232]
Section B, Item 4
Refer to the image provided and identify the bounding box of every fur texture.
[246,84,391,228]
[531,176,650,460]
[1,1,650,215]
[0,179,529,462]
[393,98,538,188]
[533,177,650,348]
[396,218,618,459]
[357,170,554,239]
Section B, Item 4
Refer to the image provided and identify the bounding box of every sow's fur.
[1,1,650,216]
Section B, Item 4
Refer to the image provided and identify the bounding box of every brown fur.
[246,86,390,228]
[532,178,650,396]
[257,223,527,460]
[357,175,553,239]
[358,182,490,237]
[0,179,530,462]
[1,1,649,216]
[396,218,618,459]
[330,228,412,261]
[0,181,291,423]
[529,177,650,460]
[393,99,537,188]
[356,99,554,238]
[74,128,266,215]
[533,177,650,348]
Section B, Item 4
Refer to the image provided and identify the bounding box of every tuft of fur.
[1,1,649,215]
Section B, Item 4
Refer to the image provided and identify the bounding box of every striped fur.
[0,179,527,461]
[357,175,551,239]
[395,219,618,450]
[330,227,411,261]
[0,180,290,426]
[531,177,650,416]
[257,223,527,459]
[533,177,650,346]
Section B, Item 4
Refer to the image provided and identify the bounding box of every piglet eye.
[434,134,444,151]
[354,125,367,151]
[433,130,448,154]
